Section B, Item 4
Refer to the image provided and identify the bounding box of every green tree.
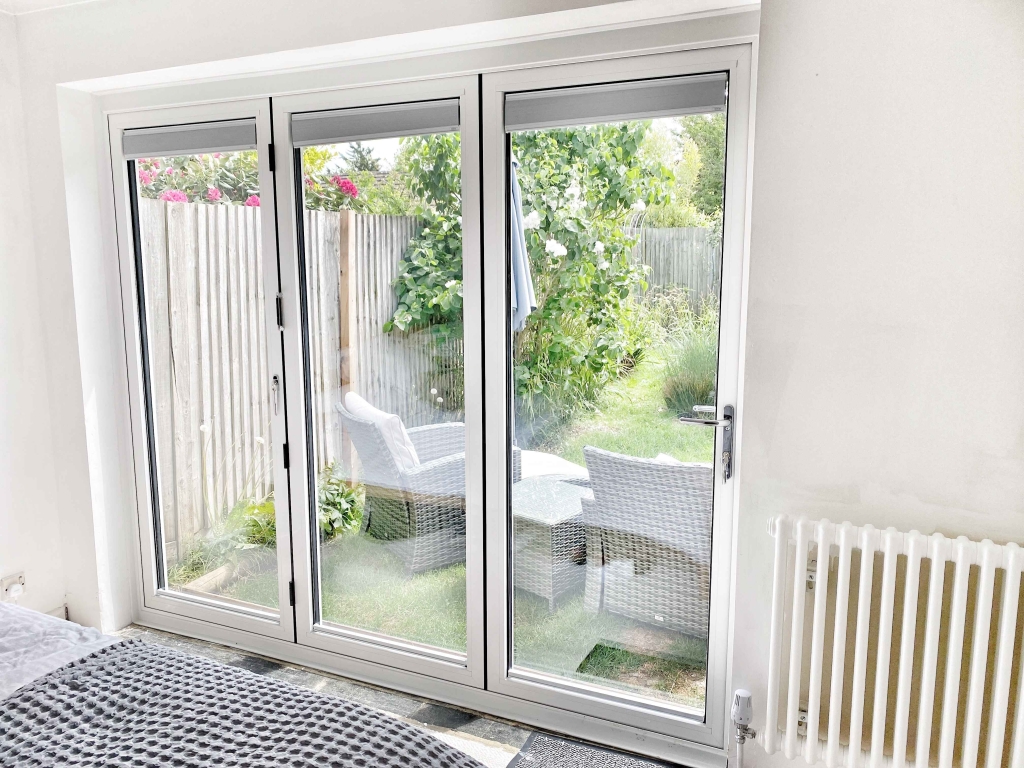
[641,123,715,228]
[344,141,382,172]
[676,113,726,218]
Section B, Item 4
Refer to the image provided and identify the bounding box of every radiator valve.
[732,689,755,742]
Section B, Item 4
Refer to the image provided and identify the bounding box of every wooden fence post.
[339,208,357,479]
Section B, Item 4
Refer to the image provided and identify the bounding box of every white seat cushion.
[344,392,420,471]
[520,449,588,479]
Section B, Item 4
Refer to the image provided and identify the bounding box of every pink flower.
[164,168,174,175]
[152,160,161,169]
[205,187,222,202]
[330,175,359,198]
[159,190,188,203]
[213,153,222,158]
[304,177,314,188]
[138,169,156,185]
[244,195,260,207]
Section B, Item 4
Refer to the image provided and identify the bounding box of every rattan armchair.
[336,403,467,574]
[581,446,713,639]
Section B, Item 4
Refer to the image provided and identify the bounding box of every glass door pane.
[297,129,468,654]
[507,104,727,711]
[129,146,282,614]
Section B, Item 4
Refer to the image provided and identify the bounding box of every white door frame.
[100,31,756,763]
[108,99,295,642]
[481,44,754,747]
[270,75,486,688]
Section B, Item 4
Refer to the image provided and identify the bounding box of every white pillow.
[653,453,684,466]
[344,392,420,471]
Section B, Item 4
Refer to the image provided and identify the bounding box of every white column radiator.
[764,516,1024,768]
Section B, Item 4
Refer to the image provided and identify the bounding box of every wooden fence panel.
[140,199,273,563]
[142,200,473,560]
[629,226,722,310]
[304,209,344,470]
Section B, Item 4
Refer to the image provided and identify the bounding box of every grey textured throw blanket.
[0,640,483,767]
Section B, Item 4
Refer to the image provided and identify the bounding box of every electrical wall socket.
[1,572,27,602]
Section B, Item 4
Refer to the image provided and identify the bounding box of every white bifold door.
[482,48,751,747]
[113,45,751,751]
[272,77,486,687]
[111,100,295,641]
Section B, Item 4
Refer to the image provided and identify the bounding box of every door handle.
[272,375,280,415]
[678,405,735,481]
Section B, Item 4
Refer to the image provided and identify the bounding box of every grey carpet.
[508,733,674,768]
[0,639,483,768]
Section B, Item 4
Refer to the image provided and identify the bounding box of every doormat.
[507,733,676,768]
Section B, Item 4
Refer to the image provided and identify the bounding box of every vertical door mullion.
[255,102,297,637]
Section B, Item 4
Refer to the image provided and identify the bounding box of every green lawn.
[513,592,707,708]
[319,534,468,652]
[224,533,468,652]
[227,544,707,709]
[536,345,714,465]
[226,561,280,608]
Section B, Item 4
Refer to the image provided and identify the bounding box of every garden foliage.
[377,124,677,440]
[169,477,363,587]
[136,152,261,205]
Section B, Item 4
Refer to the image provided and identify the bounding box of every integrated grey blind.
[291,99,460,147]
[122,119,257,160]
[505,73,727,133]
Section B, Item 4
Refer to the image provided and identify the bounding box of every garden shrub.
[136,152,261,205]
[235,496,277,547]
[372,124,676,442]
[646,287,701,338]
[134,146,418,214]
[169,473,363,586]
[509,124,670,434]
[317,463,364,541]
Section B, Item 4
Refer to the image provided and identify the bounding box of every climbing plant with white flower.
[510,121,672,434]
[544,239,568,258]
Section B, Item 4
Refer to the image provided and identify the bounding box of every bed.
[0,603,483,767]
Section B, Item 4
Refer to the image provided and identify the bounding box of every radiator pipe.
[733,690,755,768]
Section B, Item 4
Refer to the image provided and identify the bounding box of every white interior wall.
[732,1,1024,763]
[0,10,66,616]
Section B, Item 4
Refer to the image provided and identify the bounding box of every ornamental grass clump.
[662,299,719,417]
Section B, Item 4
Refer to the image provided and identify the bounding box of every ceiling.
[0,0,105,14]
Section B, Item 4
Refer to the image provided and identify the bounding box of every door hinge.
[276,294,283,328]
[282,442,289,469]
[268,144,275,173]
[288,580,295,606]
